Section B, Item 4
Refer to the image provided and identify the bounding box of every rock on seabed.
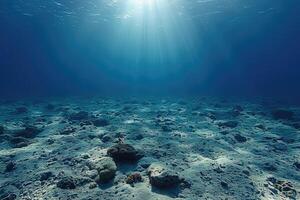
[95,157,117,183]
[147,163,181,188]
[107,143,143,162]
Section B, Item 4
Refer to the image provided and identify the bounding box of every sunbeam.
[107,0,199,79]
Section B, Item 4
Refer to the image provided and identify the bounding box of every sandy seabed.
[0,97,299,200]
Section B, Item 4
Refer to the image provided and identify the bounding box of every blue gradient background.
[0,0,299,100]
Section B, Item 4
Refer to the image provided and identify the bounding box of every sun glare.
[134,0,155,7]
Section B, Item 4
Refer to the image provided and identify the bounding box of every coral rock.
[148,163,181,188]
[107,143,143,162]
[95,157,117,183]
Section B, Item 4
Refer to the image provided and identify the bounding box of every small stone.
[242,170,250,176]
[0,125,4,135]
[267,177,297,199]
[89,182,97,189]
[95,157,117,183]
[267,177,277,184]
[81,154,90,159]
[234,105,243,112]
[263,163,277,171]
[139,157,156,169]
[231,110,241,117]
[85,170,98,179]
[221,181,229,190]
[279,136,295,144]
[272,109,294,120]
[107,143,143,162]
[220,131,229,135]
[255,124,266,130]
[5,161,16,172]
[293,162,300,170]
[273,142,288,151]
[57,176,76,189]
[93,118,109,127]
[291,122,300,129]
[213,167,224,173]
[234,134,247,143]
[68,111,89,121]
[217,121,238,128]
[101,134,112,143]
[76,177,93,186]
[132,134,144,140]
[161,125,172,132]
[14,126,41,138]
[60,127,76,135]
[126,173,143,185]
[47,138,55,145]
[148,163,181,188]
[15,107,28,114]
[45,104,55,110]
[9,137,30,148]
[40,171,53,181]
[1,193,17,200]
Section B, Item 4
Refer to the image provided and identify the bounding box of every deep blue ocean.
[0,0,300,101]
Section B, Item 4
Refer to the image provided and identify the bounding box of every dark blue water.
[0,0,300,101]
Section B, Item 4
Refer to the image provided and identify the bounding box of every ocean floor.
[0,97,299,200]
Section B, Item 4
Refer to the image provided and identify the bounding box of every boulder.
[107,143,143,162]
[147,163,181,188]
[95,157,117,183]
